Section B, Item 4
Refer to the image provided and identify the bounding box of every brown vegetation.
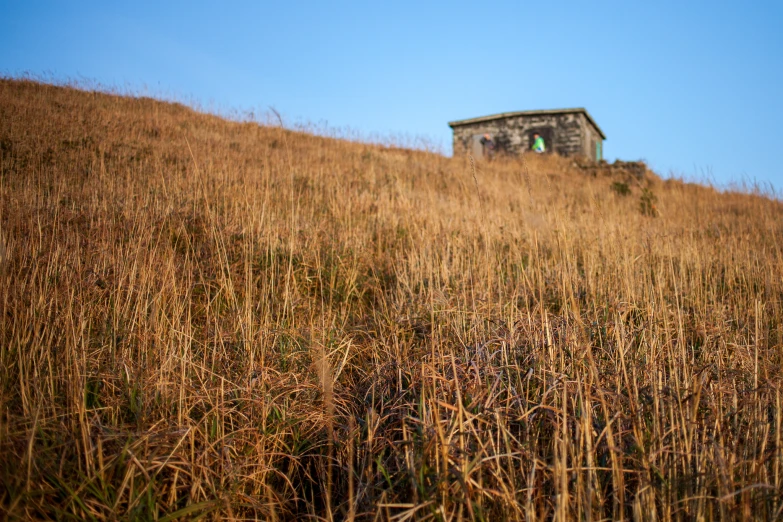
[1,78,782,520]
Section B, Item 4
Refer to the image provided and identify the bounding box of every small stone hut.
[448,108,606,160]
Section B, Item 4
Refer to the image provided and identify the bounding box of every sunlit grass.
[1,78,782,520]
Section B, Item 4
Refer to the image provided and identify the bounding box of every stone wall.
[452,112,601,159]
[582,119,604,161]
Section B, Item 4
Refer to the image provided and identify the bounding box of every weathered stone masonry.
[449,108,606,160]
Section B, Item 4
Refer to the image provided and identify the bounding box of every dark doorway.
[528,128,553,154]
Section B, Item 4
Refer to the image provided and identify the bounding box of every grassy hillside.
[1,78,782,520]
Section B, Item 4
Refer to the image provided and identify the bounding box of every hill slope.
[1,79,782,520]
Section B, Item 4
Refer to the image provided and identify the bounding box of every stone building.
[448,108,606,160]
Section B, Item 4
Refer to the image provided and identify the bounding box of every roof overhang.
[448,107,606,140]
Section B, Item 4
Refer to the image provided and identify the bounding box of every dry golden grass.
[1,78,782,521]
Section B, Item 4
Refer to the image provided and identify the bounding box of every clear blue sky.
[2,1,782,191]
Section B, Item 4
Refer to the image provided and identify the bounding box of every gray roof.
[448,107,606,139]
